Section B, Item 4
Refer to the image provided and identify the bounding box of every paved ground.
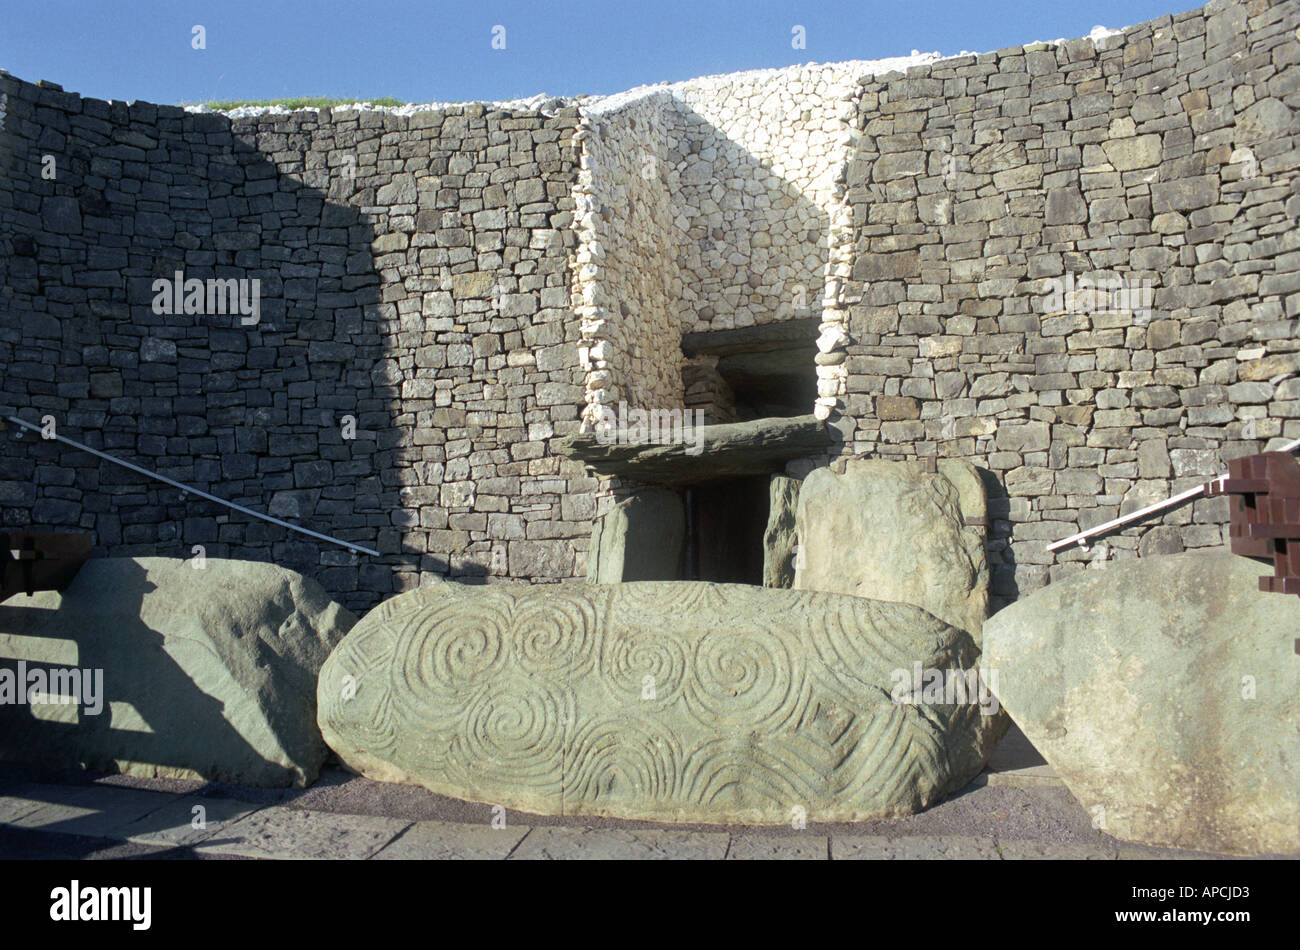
[0,728,1291,859]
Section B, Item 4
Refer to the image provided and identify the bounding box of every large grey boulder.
[982,552,1300,856]
[794,458,988,639]
[0,557,356,786]
[319,581,1005,823]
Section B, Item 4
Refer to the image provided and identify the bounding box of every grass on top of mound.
[200,97,407,110]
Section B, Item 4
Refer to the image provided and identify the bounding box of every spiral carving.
[400,594,512,698]
[512,590,601,679]
[449,681,573,792]
[599,625,690,705]
[685,625,801,731]
[317,581,1005,823]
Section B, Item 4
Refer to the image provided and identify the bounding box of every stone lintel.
[555,414,829,485]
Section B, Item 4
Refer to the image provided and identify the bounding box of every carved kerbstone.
[318,581,1005,823]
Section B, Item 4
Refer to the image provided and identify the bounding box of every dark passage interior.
[684,475,770,585]
[680,317,819,423]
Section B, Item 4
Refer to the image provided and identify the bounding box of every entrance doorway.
[683,475,770,584]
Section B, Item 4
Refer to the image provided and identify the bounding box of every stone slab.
[588,488,684,582]
[983,552,1300,856]
[1,782,175,838]
[831,834,1000,860]
[1115,843,1252,861]
[509,827,730,860]
[557,415,829,485]
[762,475,800,588]
[121,793,265,848]
[795,458,989,639]
[372,820,529,860]
[0,791,49,825]
[727,835,828,860]
[0,557,356,787]
[195,806,411,859]
[997,839,1117,860]
[319,581,1005,823]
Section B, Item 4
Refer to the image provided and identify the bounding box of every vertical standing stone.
[588,488,685,582]
[762,475,801,588]
[795,459,988,640]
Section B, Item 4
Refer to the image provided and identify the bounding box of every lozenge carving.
[319,581,1005,823]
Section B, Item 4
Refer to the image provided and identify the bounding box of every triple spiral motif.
[319,581,991,821]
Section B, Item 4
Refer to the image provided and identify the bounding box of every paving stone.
[0,783,175,838]
[372,820,529,860]
[997,839,1117,859]
[727,836,829,860]
[195,806,411,859]
[509,827,730,860]
[832,834,1001,860]
[121,794,265,848]
[0,791,50,825]
[1115,843,1240,860]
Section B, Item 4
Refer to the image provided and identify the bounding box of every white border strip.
[5,415,379,557]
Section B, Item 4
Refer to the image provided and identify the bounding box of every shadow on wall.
[0,80,442,613]
[669,100,831,334]
[979,467,1019,613]
[587,94,831,425]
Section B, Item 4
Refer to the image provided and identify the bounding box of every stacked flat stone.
[0,84,596,611]
[3,0,1298,616]
[834,0,1300,608]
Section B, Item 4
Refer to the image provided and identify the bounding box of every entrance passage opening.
[681,317,820,424]
[560,315,830,586]
[675,319,818,583]
[683,474,769,584]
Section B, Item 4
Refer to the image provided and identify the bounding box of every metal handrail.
[1046,436,1300,553]
[5,414,379,556]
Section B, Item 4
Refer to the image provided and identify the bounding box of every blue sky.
[2,0,1199,105]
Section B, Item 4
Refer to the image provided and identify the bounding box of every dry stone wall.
[665,64,859,335]
[0,76,594,611]
[829,0,1300,607]
[2,0,1296,614]
[572,92,682,425]
[571,60,926,423]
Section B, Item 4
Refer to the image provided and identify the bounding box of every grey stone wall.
[0,75,594,612]
[829,0,1300,608]
[573,92,683,424]
[2,0,1296,614]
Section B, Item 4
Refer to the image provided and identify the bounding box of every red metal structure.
[1205,451,1300,596]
